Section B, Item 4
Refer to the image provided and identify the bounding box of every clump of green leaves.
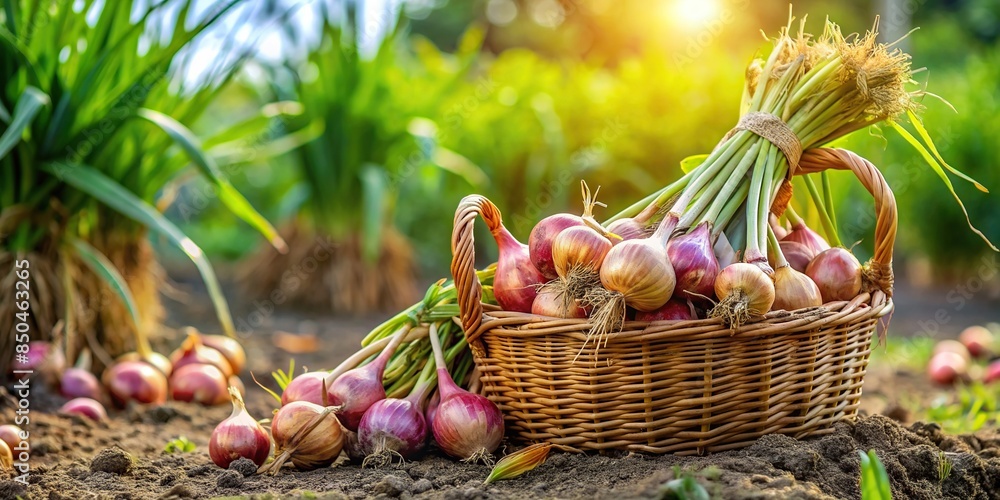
[164,437,196,454]
[860,450,892,500]
[925,382,1000,434]
[938,451,953,483]
[658,466,710,500]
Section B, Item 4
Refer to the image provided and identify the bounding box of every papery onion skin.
[59,397,108,421]
[200,334,247,375]
[0,425,24,453]
[170,330,234,378]
[606,218,646,242]
[210,387,271,468]
[804,248,862,303]
[714,263,775,315]
[600,239,676,312]
[529,214,585,279]
[666,222,719,302]
[0,440,11,471]
[771,240,815,273]
[271,401,344,470]
[492,227,546,313]
[282,371,328,406]
[326,368,386,432]
[771,266,823,311]
[169,363,229,406]
[635,299,695,322]
[358,398,427,461]
[431,368,504,461]
[531,287,588,318]
[103,360,168,406]
[552,225,612,277]
[783,222,830,255]
[61,368,104,401]
[228,375,246,396]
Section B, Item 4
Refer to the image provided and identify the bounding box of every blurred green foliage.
[185,0,997,280]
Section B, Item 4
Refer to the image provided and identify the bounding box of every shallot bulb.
[804,248,862,303]
[428,325,503,463]
[769,214,789,240]
[491,222,546,313]
[928,352,967,386]
[959,326,993,359]
[61,367,103,401]
[666,221,719,302]
[170,329,234,377]
[209,387,271,469]
[103,360,168,406]
[984,359,1000,384]
[635,299,695,322]
[59,397,108,421]
[0,425,24,453]
[599,223,677,312]
[263,401,343,472]
[783,221,830,255]
[326,326,410,431]
[282,371,329,406]
[552,224,612,277]
[169,363,229,406]
[11,341,65,385]
[529,214,585,279]
[357,396,427,466]
[531,286,588,319]
[771,266,822,311]
[773,240,814,273]
[710,263,775,328]
[200,334,247,375]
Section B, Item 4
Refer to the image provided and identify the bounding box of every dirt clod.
[412,478,433,493]
[186,464,212,477]
[0,480,28,499]
[216,469,244,489]
[90,447,133,475]
[373,474,411,497]
[228,457,258,477]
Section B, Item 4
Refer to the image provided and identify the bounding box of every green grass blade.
[40,162,236,338]
[136,108,288,253]
[888,120,997,251]
[0,86,49,160]
[906,109,987,192]
[0,97,10,123]
[68,236,141,332]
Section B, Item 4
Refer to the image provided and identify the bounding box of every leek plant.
[0,0,297,372]
[242,9,483,313]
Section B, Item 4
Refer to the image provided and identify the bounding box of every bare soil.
[2,285,1000,500]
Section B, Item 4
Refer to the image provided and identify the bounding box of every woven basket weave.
[450,148,896,455]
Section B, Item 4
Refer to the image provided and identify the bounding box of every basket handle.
[451,195,504,346]
[795,148,897,297]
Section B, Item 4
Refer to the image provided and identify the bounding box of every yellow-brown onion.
[268,401,344,471]
[200,334,247,375]
[712,263,775,324]
[599,237,676,312]
[804,248,862,302]
[771,266,822,311]
[552,224,612,277]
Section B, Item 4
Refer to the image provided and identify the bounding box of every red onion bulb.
[783,221,830,255]
[606,218,646,242]
[210,387,271,469]
[282,371,328,406]
[170,330,234,377]
[666,221,720,302]
[59,397,108,421]
[0,425,24,453]
[357,397,427,466]
[531,287,588,318]
[103,360,168,406]
[60,368,103,401]
[169,363,229,406]
[326,327,410,431]
[431,367,504,463]
[529,214,585,279]
[635,299,695,322]
[492,224,546,313]
[804,248,862,303]
[200,334,247,375]
[959,326,993,359]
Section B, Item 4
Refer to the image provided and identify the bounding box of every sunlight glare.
[670,0,719,28]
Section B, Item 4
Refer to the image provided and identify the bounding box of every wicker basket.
[450,148,896,455]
